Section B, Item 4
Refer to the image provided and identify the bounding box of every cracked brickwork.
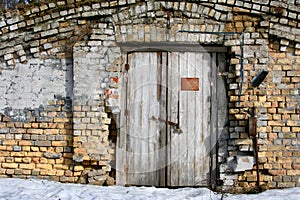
[0,0,300,191]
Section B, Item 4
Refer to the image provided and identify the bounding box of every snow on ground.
[0,178,300,200]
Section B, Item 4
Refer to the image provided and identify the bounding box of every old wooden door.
[117,50,227,187]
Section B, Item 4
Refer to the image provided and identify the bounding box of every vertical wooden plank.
[116,54,128,185]
[127,52,137,185]
[201,52,212,186]
[194,52,203,186]
[186,52,196,186]
[148,52,160,186]
[158,52,167,186]
[121,52,162,186]
[210,53,218,189]
[129,52,144,185]
[178,52,189,186]
[168,52,180,186]
[139,52,148,185]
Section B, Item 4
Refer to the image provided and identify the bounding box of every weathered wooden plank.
[168,52,180,186]
[140,52,148,185]
[199,52,212,186]
[148,52,160,185]
[158,52,167,186]
[178,52,189,186]
[210,53,218,188]
[187,52,197,185]
[118,42,228,53]
[127,52,137,185]
[122,52,163,186]
[194,52,203,186]
[116,54,129,185]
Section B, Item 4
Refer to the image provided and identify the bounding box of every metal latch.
[151,116,182,133]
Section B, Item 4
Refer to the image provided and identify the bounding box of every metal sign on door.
[116,50,227,187]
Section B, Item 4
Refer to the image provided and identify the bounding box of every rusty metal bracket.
[151,116,182,133]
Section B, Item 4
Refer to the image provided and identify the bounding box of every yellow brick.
[287,120,300,126]
[0,152,9,157]
[268,108,277,113]
[31,123,39,128]
[277,157,292,163]
[22,158,32,163]
[28,152,42,157]
[278,108,295,114]
[291,114,300,120]
[246,175,257,182]
[0,146,7,150]
[264,164,272,169]
[40,157,48,164]
[292,127,300,132]
[102,118,111,124]
[2,163,18,169]
[39,147,47,152]
[258,152,266,158]
[23,123,31,128]
[27,129,43,134]
[52,141,67,147]
[6,146,13,151]
[22,169,32,175]
[54,118,71,123]
[19,141,33,146]
[74,166,84,171]
[268,145,285,151]
[258,95,266,102]
[48,169,57,176]
[272,114,281,120]
[53,164,69,170]
[269,52,286,59]
[56,170,65,176]
[22,146,30,151]
[278,58,293,64]
[36,164,52,170]
[0,123,6,128]
[287,170,300,176]
[74,172,82,176]
[11,152,27,157]
[268,120,285,126]
[6,169,14,174]
[55,158,64,164]
[44,129,59,134]
[283,163,292,169]
[47,159,55,164]
[262,102,272,107]
[19,163,35,170]
[3,140,17,146]
[39,169,49,175]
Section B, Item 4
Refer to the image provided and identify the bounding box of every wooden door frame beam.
[117,42,228,53]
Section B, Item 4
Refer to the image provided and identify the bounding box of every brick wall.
[0,97,74,182]
[0,0,300,191]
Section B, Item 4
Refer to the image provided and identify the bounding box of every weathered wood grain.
[117,51,227,187]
